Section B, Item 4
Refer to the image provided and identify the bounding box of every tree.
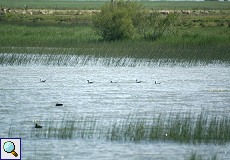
[93,0,145,41]
[93,0,177,41]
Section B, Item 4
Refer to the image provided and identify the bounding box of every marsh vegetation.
[8,112,230,145]
[0,1,230,65]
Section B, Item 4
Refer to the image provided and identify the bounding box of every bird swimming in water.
[35,123,42,128]
[155,81,161,84]
[40,79,46,82]
[55,103,63,106]
[136,79,142,83]
[111,81,117,83]
[87,80,93,84]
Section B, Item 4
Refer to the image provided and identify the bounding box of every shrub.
[140,12,178,41]
[93,0,145,41]
[93,0,177,41]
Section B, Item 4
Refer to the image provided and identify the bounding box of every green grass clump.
[31,116,98,139]
[106,112,230,144]
[7,112,230,144]
[187,152,217,160]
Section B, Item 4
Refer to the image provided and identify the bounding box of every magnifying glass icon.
[3,141,18,157]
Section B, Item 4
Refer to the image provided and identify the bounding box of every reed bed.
[0,20,229,65]
[1,43,229,64]
[106,112,230,144]
[8,112,230,145]
[0,53,228,67]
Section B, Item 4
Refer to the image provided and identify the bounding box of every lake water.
[0,64,230,159]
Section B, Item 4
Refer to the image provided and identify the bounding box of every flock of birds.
[41,79,161,84]
[87,79,161,84]
[35,78,161,128]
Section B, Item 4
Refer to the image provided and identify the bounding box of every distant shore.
[0,1,229,63]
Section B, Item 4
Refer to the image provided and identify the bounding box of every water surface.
[0,65,230,159]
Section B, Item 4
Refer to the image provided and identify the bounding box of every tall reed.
[8,112,230,144]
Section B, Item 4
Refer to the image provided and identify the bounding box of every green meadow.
[1,0,230,10]
[0,19,229,64]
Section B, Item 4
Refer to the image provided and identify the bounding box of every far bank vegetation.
[93,0,178,41]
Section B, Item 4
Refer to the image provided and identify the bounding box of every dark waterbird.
[136,79,142,83]
[40,79,46,82]
[155,81,161,84]
[35,123,42,128]
[56,103,63,106]
[87,80,93,84]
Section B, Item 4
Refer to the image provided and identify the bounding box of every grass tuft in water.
[8,112,230,144]
[187,152,217,160]
[106,112,230,144]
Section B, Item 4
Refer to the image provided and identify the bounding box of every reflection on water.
[0,65,230,159]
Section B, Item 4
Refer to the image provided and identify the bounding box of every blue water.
[0,64,230,159]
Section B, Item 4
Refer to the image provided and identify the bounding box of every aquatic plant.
[7,112,230,144]
[187,152,217,160]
